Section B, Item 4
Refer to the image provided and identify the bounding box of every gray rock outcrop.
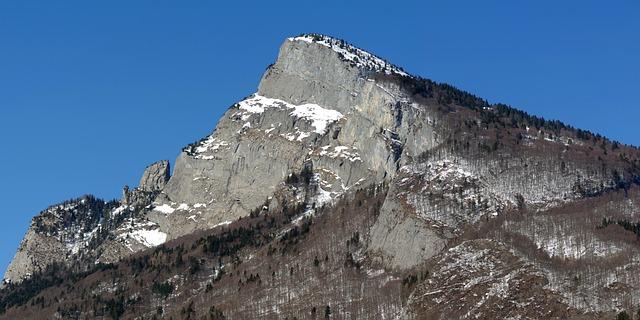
[3,161,170,284]
[138,160,171,192]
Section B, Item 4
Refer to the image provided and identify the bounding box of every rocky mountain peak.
[288,34,409,76]
[138,160,171,192]
[258,33,410,114]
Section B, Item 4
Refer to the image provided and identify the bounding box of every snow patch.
[111,205,130,216]
[288,103,343,134]
[116,218,168,250]
[153,204,175,215]
[129,229,167,248]
[213,220,232,228]
[192,136,229,160]
[320,145,362,162]
[235,94,343,135]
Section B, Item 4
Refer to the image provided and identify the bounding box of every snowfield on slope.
[236,94,343,134]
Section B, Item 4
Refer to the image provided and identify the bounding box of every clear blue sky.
[1,1,638,275]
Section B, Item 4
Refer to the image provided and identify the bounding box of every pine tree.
[616,311,630,320]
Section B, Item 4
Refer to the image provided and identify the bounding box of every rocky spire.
[138,160,171,192]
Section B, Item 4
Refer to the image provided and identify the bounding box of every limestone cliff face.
[5,34,638,290]
[149,36,410,239]
[137,160,170,192]
[4,196,111,284]
[3,229,67,286]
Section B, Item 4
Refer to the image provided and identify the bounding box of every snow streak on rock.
[289,34,409,76]
[193,136,229,159]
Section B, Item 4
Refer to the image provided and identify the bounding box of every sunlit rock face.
[151,35,412,239]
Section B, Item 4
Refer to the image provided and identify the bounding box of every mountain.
[2,34,640,319]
